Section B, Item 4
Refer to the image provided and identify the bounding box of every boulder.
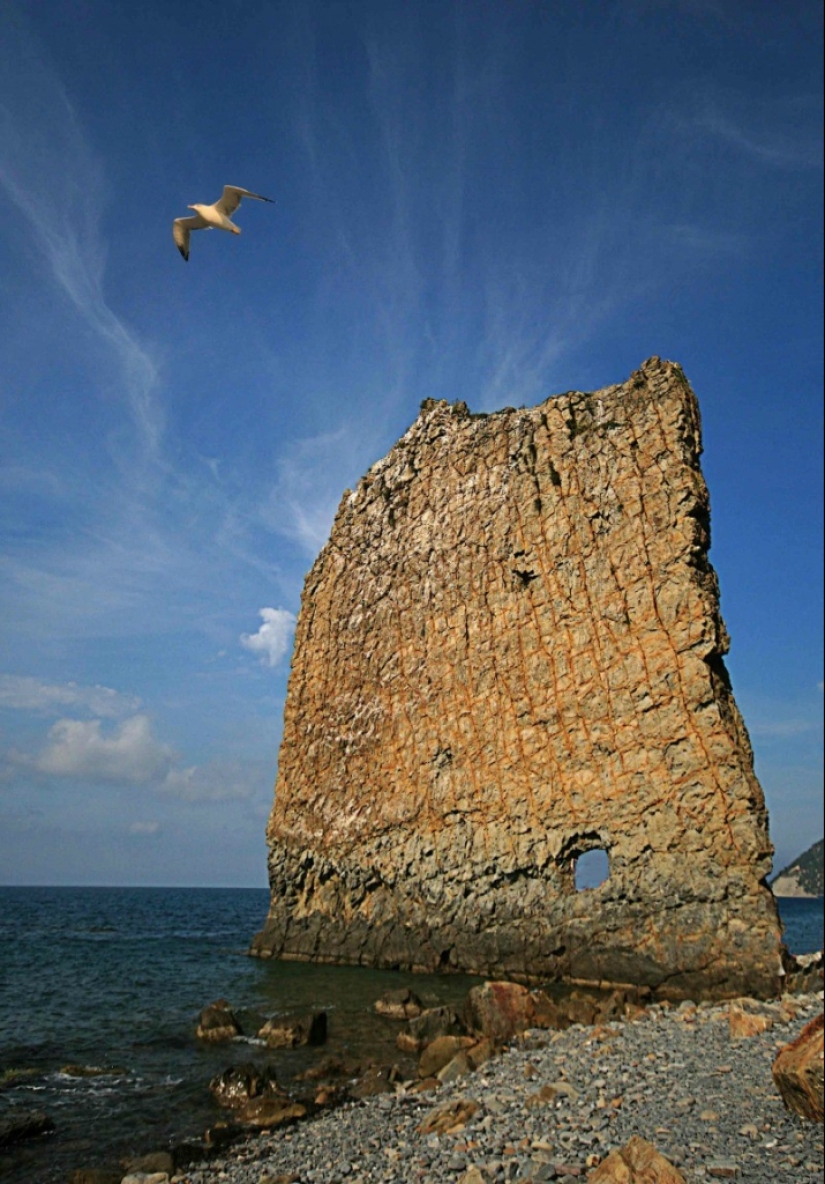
[208,1062,285,1108]
[771,1013,824,1122]
[0,1108,54,1146]
[417,1097,479,1136]
[374,987,423,1019]
[436,1050,472,1084]
[349,1063,402,1099]
[463,981,536,1044]
[234,1097,307,1128]
[258,1010,327,1048]
[399,1005,465,1052]
[587,1135,686,1182]
[418,1035,473,1078]
[195,999,241,1043]
[728,1002,773,1040]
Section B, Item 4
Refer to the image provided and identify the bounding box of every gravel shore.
[177,992,823,1184]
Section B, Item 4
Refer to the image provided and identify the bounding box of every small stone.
[699,1109,720,1122]
[706,1161,740,1179]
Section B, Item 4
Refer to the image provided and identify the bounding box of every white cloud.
[240,607,297,668]
[160,758,268,803]
[29,714,175,784]
[129,820,160,836]
[0,674,141,718]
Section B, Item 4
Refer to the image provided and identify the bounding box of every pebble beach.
[175,991,824,1184]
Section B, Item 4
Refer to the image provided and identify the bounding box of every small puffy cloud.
[129,820,160,836]
[30,714,175,784]
[0,674,141,718]
[240,607,296,668]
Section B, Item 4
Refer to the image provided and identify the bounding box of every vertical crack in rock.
[251,358,782,999]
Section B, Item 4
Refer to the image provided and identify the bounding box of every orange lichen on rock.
[252,358,782,999]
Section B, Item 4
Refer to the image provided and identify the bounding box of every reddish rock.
[463,981,536,1044]
[587,1135,686,1182]
[771,1013,824,1123]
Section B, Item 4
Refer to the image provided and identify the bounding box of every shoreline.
[171,989,824,1184]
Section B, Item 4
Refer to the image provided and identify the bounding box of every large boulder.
[195,999,241,1042]
[398,1005,466,1052]
[463,981,536,1044]
[418,1035,474,1078]
[257,1011,327,1049]
[771,1013,824,1123]
[587,1135,686,1182]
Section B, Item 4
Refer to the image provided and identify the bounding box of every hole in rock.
[574,848,610,891]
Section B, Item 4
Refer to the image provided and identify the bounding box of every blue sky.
[0,0,821,888]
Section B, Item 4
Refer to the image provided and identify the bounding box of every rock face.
[772,1013,824,1122]
[252,358,782,999]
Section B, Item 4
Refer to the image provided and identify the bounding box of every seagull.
[172,185,274,261]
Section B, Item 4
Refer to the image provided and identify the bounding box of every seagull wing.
[215,185,274,216]
[172,214,208,261]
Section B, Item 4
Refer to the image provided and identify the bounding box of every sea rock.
[208,1062,285,1108]
[0,1108,54,1146]
[771,1013,824,1122]
[374,987,423,1019]
[587,1135,686,1182]
[195,999,241,1043]
[257,1010,327,1048]
[252,358,782,999]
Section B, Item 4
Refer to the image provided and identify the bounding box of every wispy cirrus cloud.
[0,674,141,718]
[0,17,163,458]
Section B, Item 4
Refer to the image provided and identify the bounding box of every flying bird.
[172,185,274,261]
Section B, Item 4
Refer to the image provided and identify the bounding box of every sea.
[0,887,821,1184]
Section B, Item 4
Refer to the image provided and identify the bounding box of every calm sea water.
[0,887,821,1183]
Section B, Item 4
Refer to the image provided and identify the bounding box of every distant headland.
[772,839,824,898]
